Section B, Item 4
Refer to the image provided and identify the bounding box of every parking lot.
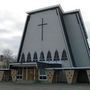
[0,82,90,90]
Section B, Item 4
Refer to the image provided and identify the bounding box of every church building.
[10,5,90,84]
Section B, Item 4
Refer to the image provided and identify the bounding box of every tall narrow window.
[46,51,52,61]
[40,51,45,61]
[33,52,38,62]
[61,50,68,60]
[54,50,60,61]
[27,52,31,62]
[21,53,25,63]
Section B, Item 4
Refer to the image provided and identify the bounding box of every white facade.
[17,5,90,68]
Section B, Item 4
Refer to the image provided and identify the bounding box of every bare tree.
[2,49,14,62]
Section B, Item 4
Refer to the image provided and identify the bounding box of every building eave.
[27,5,64,15]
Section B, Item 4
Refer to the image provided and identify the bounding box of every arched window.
[61,50,68,60]
[27,52,31,62]
[21,53,25,63]
[40,51,45,61]
[54,50,60,61]
[33,52,38,62]
[46,51,52,61]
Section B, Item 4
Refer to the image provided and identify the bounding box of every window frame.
[16,69,23,80]
[39,69,47,81]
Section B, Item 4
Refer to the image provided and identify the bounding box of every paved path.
[0,82,90,90]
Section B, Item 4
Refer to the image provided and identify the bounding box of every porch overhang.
[9,62,37,69]
[10,61,62,69]
[37,61,62,68]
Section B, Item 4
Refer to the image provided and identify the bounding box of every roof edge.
[63,9,80,15]
[27,4,63,15]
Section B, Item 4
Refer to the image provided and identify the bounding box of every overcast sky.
[0,0,90,55]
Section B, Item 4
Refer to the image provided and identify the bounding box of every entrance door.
[28,69,34,80]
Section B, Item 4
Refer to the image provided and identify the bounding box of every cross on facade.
[38,18,47,41]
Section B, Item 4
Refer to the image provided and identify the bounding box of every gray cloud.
[0,29,11,33]
[0,11,24,55]
[0,36,22,55]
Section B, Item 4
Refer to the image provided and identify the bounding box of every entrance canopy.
[37,61,62,68]
[10,61,62,69]
[10,62,37,69]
